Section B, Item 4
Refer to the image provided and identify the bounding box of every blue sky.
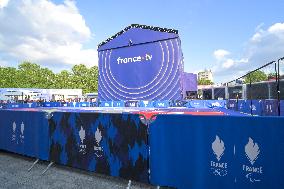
[0,0,284,83]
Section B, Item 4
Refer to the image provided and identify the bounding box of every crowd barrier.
[48,112,149,183]
[0,100,283,115]
[281,101,284,116]
[0,110,49,160]
[149,114,284,189]
[227,100,281,116]
[0,109,284,188]
[187,100,227,108]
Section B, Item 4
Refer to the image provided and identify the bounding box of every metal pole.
[277,58,283,116]
[249,74,253,115]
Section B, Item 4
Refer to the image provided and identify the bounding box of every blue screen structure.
[98,38,184,101]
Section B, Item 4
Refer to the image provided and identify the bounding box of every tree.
[267,73,276,80]
[0,62,99,93]
[198,79,214,85]
[244,70,268,83]
[0,67,19,88]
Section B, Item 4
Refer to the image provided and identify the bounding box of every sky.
[0,0,284,83]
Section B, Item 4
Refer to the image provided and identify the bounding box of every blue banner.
[49,112,149,183]
[227,100,237,111]
[262,100,278,116]
[43,102,61,107]
[150,114,284,189]
[99,101,113,107]
[0,110,49,160]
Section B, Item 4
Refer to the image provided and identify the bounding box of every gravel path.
[0,151,157,189]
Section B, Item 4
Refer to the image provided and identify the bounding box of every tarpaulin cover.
[0,110,49,160]
[150,114,284,189]
[49,112,149,183]
[98,26,184,101]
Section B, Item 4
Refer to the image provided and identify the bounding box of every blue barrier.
[187,100,227,109]
[99,101,113,107]
[205,100,227,108]
[49,112,149,183]
[237,100,247,113]
[90,102,98,107]
[113,101,125,107]
[43,102,61,107]
[125,101,139,107]
[22,102,37,108]
[262,100,278,116]
[281,100,284,116]
[227,99,238,111]
[154,101,170,108]
[6,103,23,109]
[150,114,284,189]
[68,102,79,107]
[79,102,90,107]
[170,100,188,107]
[139,100,154,108]
[187,100,206,108]
[0,110,50,160]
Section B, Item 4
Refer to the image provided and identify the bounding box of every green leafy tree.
[244,70,268,83]
[0,62,99,93]
[0,67,20,88]
[198,79,214,85]
[267,72,276,80]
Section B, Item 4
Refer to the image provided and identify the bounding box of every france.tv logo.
[117,54,152,64]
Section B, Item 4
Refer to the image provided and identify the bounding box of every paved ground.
[0,151,158,189]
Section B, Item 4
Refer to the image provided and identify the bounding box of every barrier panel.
[0,110,50,160]
[139,101,154,108]
[170,100,188,107]
[43,102,61,107]
[6,103,23,109]
[68,102,80,107]
[187,100,227,109]
[79,102,91,107]
[187,100,206,108]
[99,101,113,107]
[49,112,149,183]
[262,100,278,116]
[227,99,238,111]
[113,101,125,107]
[149,114,284,189]
[154,101,170,108]
[125,101,139,107]
[22,102,38,108]
[205,100,227,108]
[281,100,284,116]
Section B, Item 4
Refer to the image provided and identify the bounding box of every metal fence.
[226,57,284,116]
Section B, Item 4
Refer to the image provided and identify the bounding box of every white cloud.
[0,0,97,70]
[212,22,284,83]
[0,0,9,9]
[268,23,284,33]
[222,59,234,68]
[213,49,230,60]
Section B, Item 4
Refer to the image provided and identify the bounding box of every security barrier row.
[0,110,284,189]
